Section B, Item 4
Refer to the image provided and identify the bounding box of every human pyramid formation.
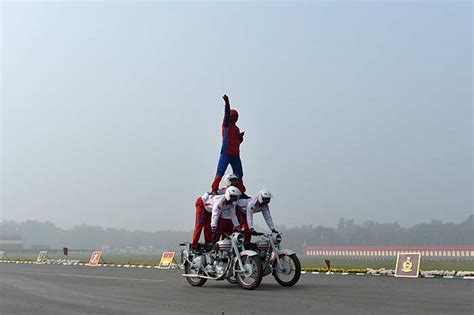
[191,95,278,249]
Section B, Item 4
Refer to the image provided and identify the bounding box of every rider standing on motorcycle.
[191,175,239,249]
[210,94,246,194]
[235,190,278,242]
[210,186,242,242]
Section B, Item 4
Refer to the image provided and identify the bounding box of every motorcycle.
[246,232,301,286]
[180,232,263,290]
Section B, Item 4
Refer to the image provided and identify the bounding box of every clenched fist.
[222,94,230,104]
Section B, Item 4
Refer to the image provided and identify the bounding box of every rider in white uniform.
[192,175,241,248]
[235,190,278,242]
[207,186,241,241]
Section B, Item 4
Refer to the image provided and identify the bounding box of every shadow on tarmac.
[182,282,324,291]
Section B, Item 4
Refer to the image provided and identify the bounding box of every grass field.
[4,250,474,271]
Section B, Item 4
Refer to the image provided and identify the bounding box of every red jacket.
[220,102,243,156]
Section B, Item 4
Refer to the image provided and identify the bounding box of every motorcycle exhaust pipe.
[182,274,221,280]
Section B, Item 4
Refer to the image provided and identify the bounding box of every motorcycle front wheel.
[235,254,263,290]
[272,254,301,287]
[184,261,207,287]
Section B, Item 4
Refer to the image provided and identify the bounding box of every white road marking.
[11,271,167,283]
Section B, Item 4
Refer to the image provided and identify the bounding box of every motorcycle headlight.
[273,233,282,244]
[232,232,244,245]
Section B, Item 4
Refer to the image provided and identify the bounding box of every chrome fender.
[280,249,296,256]
[240,250,258,257]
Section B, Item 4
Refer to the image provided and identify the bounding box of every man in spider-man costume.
[210,94,246,194]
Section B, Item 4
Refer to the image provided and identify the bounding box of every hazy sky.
[1,1,472,231]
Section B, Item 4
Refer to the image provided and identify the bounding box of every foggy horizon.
[1,2,472,232]
[2,214,473,233]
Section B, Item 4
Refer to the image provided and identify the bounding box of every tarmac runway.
[1,263,472,315]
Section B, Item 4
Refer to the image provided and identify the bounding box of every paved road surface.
[1,263,472,314]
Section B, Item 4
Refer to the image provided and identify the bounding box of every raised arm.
[222,94,231,127]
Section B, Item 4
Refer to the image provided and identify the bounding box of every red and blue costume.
[211,96,246,193]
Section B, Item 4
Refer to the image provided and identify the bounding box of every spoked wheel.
[184,261,207,287]
[272,254,301,287]
[235,254,263,290]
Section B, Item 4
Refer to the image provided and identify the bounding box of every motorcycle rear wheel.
[235,255,263,290]
[184,261,207,287]
[272,254,301,287]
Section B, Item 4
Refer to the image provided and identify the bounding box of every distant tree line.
[277,215,473,252]
[0,221,189,252]
[0,215,472,254]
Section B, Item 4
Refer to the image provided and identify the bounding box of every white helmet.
[225,186,241,201]
[257,189,272,204]
[223,173,239,186]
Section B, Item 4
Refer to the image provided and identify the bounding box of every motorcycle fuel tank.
[217,239,232,251]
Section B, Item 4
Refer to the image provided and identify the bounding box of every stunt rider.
[210,186,242,242]
[191,174,239,249]
[210,94,246,194]
[191,186,240,249]
[235,189,278,242]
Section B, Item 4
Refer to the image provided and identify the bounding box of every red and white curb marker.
[299,269,474,279]
[0,260,472,278]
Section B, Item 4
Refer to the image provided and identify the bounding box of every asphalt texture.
[1,263,473,315]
